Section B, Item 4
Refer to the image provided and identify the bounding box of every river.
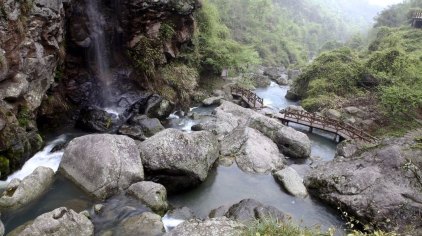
[0,82,345,235]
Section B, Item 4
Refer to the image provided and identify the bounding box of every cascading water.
[85,0,113,107]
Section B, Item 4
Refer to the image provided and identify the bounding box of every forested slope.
[290,1,422,135]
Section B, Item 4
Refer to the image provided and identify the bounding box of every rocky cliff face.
[0,0,200,177]
[53,0,200,115]
[0,0,66,178]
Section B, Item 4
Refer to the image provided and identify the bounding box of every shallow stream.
[0,82,345,234]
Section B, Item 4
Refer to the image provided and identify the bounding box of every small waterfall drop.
[86,0,113,108]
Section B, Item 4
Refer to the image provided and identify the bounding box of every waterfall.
[86,0,112,104]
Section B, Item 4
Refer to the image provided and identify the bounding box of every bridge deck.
[231,86,264,109]
[278,109,377,143]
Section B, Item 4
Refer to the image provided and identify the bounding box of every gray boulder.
[115,212,165,236]
[164,217,245,236]
[119,115,165,141]
[202,96,223,106]
[209,199,285,223]
[275,126,311,159]
[194,101,311,158]
[221,127,284,174]
[130,115,165,137]
[274,167,308,197]
[251,74,271,88]
[324,109,341,120]
[145,95,174,119]
[15,207,94,236]
[285,90,300,101]
[305,133,422,233]
[0,167,54,210]
[127,181,168,214]
[59,134,144,199]
[138,129,219,193]
[263,66,286,80]
[273,74,288,85]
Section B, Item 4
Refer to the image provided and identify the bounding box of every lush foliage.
[292,25,422,131]
[207,0,380,66]
[244,218,335,236]
[374,0,422,28]
[294,48,363,111]
[194,1,261,73]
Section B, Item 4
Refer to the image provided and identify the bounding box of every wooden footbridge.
[230,87,376,143]
[412,11,422,28]
[231,86,264,109]
[278,108,377,143]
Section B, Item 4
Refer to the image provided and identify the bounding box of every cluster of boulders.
[305,129,422,234]
[0,98,314,235]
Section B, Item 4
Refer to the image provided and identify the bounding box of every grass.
[244,218,399,236]
[243,218,335,236]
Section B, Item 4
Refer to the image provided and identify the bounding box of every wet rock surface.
[138,129,219,193]
[11,207,94,236]
[273,167,308,197]
[305,131,422,233]
[196,101,311,158]
[221,127,284,174]
[0,167,54,210]
[0,0,66,177]
[60,134,144,199]
[209,199,285,223]
[164,217,245,236]
[126,181,168,214]
[115,212,165,236]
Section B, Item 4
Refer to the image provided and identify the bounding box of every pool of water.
[169,165,343,230]
[1,83,345,234]
[255,82,297,110]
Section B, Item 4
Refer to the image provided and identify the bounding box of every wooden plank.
[279,108,377,143]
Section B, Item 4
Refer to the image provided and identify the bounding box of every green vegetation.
[0,155,10,178]
[17,105,31,128]
[243,218,397,236]
[243,218,335,236]
[195,1,261,73]
[374,0,422,28]
[208,0,379,66]
[292,25,422,134]
[158,62,199,106]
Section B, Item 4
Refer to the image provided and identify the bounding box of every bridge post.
[309,127,313,133]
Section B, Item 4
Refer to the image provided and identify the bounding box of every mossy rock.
[0,155,10,178]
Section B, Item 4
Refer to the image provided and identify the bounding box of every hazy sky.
[368,0,403,7]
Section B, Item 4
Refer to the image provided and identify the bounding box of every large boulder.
[275,126,311,158]
[144,95,174,119]
[164,217,245,236]
[115,212,165,236]
[273,167,308,197]
[202,96,223,106]
[76,107,121,133]
[138,129,219,193]
[126,181,168,214]
[198,101,311,158]
[221,127,284,174]
[119,115,165,141]
[225,199,285,222]
[14,207,94,236]
[305,132,422,233]
[59,134,144,199]
[209,199,285,223]
[0,167,54,210]
[263,66,287,80]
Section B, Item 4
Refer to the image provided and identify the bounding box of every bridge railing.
[279,108,377,143]
[231,86,264,108]
[413,11,422,19]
